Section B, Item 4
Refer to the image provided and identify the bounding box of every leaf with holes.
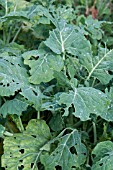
[0,56,29,96]
[59,87,110,121]
[23,46,64,84]
[91,141,113,170]
[40,129,87,170]
[2,119,51,170]
[20,86,49,111]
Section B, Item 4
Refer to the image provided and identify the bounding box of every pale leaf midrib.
[86,50,113,81]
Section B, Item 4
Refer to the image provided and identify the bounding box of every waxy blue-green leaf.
[59,87,110,121]
[20,86,49,111]
[91,141,113,170]
[0,98,28,118]
[41,129,87,170]
[82,48,113,85]
[2,119,51,170]
[0,56,29,96]
[23,48,64,84]
[84,16,104,40]
[45,20,91,55]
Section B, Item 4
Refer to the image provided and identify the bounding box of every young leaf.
[2,119,51,170]
[41,129,87,169]
[59,87,110,121]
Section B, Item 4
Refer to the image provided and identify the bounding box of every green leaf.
[2,11,30,21]
[41,129,87,170]
[84,16,103,40]
[0,55,29,96]
[54,71,71,88]
[59,87,110,121]
[20,86,49,111]
[91,141,113,170]
[45,20,91,55]
[23,47,64,84]
[0,0,5,7]
[83,48,113,85]
[49,113,64,132]
[2,119,51,170]
[0,124,5,138]
[0,98,28,118]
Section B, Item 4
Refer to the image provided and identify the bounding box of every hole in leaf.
[70,146,77,154]
[14,137,16,139]
[31,135,36,138]
[83,152,87,155]
[19,149,24,154]
[19,160,23,163]
[31,163,34,168]
[33,90,37,96]
[99,163,103,166]
[18,165,24,170]
[55,165,62,170]
[72,166,76,168]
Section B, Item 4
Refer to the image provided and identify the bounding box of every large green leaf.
[41,129,87,170]
[20,86,49,111]
[23,47,64,84]
[45,20,91,55]
[0,55,29,96]
[59,87,110,121]
[2,119,51,170]
[0,98,28,118]
[81,48,113,84]
[91,141,113,170]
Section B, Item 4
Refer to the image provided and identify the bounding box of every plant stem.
[92,77,96,87]
[12,25,22,43]
[93,121,97,145]
[4,131,13,136]
[63,51,67,77]
[18,116,24,132]
[37,111,40,119]
[5,0,8,15]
